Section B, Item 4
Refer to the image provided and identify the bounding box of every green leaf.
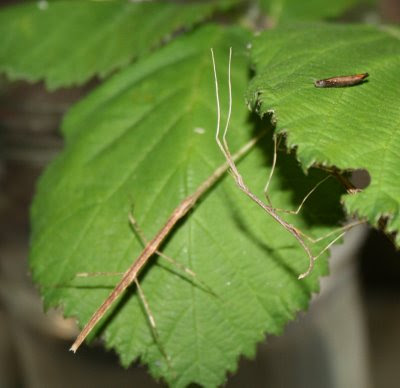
[30,25,344,386]
[258,0,370,23]
[247,23,400,245]
[0,0,239,89]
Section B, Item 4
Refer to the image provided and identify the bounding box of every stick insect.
[70,47,363,359]
[75,212,207,370]
[70,130,267,353]
[211,47,363,278]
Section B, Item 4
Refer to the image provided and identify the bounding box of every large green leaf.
[30,25,344,386]
[0,0,239,89]
[247,24,400,245]
[258,0,370,23]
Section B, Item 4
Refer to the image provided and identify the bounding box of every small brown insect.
[314,73,369,88]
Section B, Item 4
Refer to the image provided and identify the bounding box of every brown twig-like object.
[70,125,267,352]
[211,48,366,280]
[211,47,317,280]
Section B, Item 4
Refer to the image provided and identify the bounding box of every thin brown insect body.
[314,73,369,88]
[69,132,266,353]
[70,50,366,355]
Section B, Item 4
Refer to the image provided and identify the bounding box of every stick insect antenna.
[211,47,315,279]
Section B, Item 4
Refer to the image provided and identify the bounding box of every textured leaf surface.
[30,25,344,386]
[247,24,400,245]
[0,0,239,89]
[258,0,367,22]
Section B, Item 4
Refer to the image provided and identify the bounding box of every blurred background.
[1,0,400,387]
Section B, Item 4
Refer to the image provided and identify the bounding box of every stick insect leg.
[262,133,334,216]
[211,47,316,279]
[211,48,365,280]
[262,142,332,215]
[128,212,197,278]
[298,219,366,244]
[260,137,365,256]
[75,271,123,278]
[295,220,366,279]
[134,278,174,373]
[128,212,215,295]
[270,175,332,215]
[264,134,280,207]
[76,267,173,368]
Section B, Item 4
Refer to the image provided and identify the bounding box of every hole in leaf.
[348,169,371,191]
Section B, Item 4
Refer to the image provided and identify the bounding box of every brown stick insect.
[69,123,267,353]
[70,48,363,357]
[211,47,366,279]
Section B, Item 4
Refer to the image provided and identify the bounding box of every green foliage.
[0,0,397,386]
[258,0,370,23]
[30,25,343,387]
[247,23,400,246]
[0,0,239,89]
